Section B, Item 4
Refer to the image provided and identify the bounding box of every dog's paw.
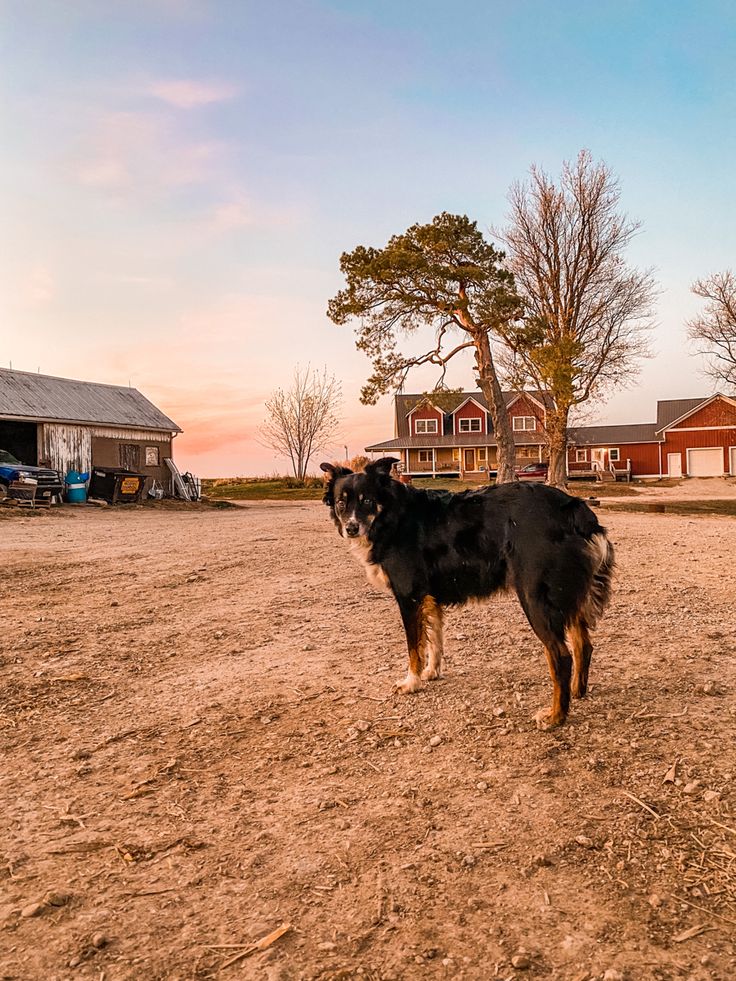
[394,672,423,694]
[534,707,565,730]
[420,666,442,681]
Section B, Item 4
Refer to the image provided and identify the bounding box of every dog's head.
[320,457,400,538]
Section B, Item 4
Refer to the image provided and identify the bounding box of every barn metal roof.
[0,368,181,432]
[567,423,660,445]
[655,397,708,431]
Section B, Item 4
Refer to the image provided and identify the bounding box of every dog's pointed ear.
[365,457,400,480]
[320,461,352,507]
[320,462,353,480]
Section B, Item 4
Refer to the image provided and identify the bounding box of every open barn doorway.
[0,420,38,465]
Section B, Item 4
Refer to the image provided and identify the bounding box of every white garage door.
[687,447,723,477]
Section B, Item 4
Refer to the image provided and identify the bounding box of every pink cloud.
[75,111,224,195]
[21,266,55,306]
[209,196,254,231]
[147,78,238,108]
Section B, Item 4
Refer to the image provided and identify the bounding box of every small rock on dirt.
[429,735,442,747]
[20,902,44,918]
[602,970,625,981]
[92,932,108,949]
[43,891,70,907]
[511,953,531,969]
[575,835,595,849]
[683,780,701,794]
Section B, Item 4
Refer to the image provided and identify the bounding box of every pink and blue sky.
[2,1,735,476]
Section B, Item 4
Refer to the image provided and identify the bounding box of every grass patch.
[602,499,736,517]
[201,474,644,502]
[412,477,641,497]
[411,477,492,492]
[566,481,642,498]
[202,478,323,501]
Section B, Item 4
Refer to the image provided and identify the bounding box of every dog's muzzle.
[345,520,360,538]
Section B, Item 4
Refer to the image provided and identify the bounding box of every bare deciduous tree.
[497,150,656,487]
[261,366,341,481]
[327,213,523,483]
[688,271,736,392]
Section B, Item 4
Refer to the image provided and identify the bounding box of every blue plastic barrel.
[65,470,89,504]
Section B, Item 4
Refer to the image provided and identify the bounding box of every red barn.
[567,394,736,478]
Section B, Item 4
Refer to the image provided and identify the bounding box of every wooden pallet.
[8,480,37,508]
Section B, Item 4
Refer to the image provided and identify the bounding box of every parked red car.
[515,461,548,480]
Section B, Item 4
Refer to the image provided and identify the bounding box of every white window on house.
[477,447,487,460]
[609,448,620,462]
[512,416,537,431]
[415,418,438,434]
[418,450,432,462]
[575,449,587,463]
[459,417,482,432]
[145,446,160,466]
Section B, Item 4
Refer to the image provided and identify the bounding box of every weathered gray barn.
[0,368,182,492]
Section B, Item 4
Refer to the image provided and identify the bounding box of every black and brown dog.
[321,457,614,728]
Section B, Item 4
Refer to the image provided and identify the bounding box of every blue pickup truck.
[0,449,63,501]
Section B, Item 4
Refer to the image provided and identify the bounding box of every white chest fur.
[348,538,391,591]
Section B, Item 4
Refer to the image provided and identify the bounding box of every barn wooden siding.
[39,424,92,475]
[39,423,172,477]
[663,428,735,474]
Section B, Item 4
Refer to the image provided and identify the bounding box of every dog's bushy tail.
[582,531,615,627]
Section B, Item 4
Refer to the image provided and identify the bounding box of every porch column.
[432,448,436,477]
[404,448,409,473]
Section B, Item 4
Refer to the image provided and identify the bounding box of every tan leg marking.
[420,596,444,681]
[567,617,592,699]
[534,643,572,729]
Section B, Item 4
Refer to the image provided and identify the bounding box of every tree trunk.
[546,407,569,488]
[472,329,517,484]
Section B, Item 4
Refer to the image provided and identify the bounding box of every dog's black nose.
[345,522,360,537]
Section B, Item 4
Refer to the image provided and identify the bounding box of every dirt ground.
[1,497,735,981]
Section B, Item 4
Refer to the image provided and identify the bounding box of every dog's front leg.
[420,596,443,681]
[394,597,426,694]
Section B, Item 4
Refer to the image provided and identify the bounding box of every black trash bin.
[88,467,146,504]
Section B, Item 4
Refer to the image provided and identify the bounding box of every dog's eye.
[336,501,346,512]
[363,499,373,508]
